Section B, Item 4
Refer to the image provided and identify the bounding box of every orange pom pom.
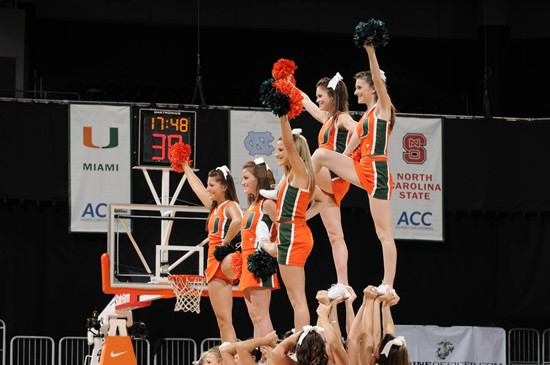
[169,142,192,173]
[230,251,243,279]
[273,79,303,119]
[272,58,297,84]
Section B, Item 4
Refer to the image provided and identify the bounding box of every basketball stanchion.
[168,274,207,313]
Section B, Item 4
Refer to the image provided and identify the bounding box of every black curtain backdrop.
[1,100,549,349]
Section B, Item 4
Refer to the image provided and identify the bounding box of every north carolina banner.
[395,325,505,365]
[388,117,443,241]
[69,104,131,232]
[230,110,284,209]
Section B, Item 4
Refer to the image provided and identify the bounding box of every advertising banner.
[69,104,131,232]
[388,117,443,241]
[229,110,284,208]
[395,325,505,365]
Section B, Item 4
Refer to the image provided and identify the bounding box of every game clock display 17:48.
[138,108,196,167]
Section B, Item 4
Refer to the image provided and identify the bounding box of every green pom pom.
[213,244,235,262]
[247,249,278,281]
[353,18,390,49]
[259,78,291,117]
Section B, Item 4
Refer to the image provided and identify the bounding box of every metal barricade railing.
[153,338,197,365]
[58,337,91,365]
[0,319,5,365]
[543,329,550,365]
[10,336,55,365]
[200,338,221,354]
[508,328,540,365]
[133,338,151,365]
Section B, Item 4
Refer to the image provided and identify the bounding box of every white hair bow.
[291,128,302,135]
[381,336,406,357]
[380,69,387,82]
[297,325,325,345]
[216,165,230,179]
[327,72,343,90]
[254,157,271,171]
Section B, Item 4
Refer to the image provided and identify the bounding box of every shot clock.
[138,108,196,167]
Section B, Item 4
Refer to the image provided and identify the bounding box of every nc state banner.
[395,325,506,365]
[69,104,131,232]
[230,110,285,209]
[388,117,443,241]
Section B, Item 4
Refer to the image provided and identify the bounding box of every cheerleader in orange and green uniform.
[273,117,326,331]
[182,163,242,343]
[311,42,398,296]
[238,158,280,338]
[300,73,358,298]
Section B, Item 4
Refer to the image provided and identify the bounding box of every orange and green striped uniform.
[205,200,234,283]
[275,177,314,266]
[353,105,393,200]
[239,199,280,290]
[317,113,352,206]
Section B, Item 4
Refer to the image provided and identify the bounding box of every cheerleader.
[300,73,357,299]
[274,115,325,331]
[183,163,243,342]
[239,158,280,337]
[312,41,397,295]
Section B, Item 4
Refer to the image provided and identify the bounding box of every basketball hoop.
[168,274,207,313]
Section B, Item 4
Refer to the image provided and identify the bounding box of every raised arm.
[382,292,399,336]
[272,332,300,365]
[223,201,243,245]
[372,296,382,354]
[235,331,279,365]
[347,286,377,365]
[300,90,327,123]
[316,303,349,365]
[364,43,392,121]
[280,116,309,189]
[183,163,212,209]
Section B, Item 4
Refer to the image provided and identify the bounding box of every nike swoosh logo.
[110,351,127,358]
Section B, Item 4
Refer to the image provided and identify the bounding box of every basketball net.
[168,275,206,313]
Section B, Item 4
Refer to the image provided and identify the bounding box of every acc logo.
[397,211,432,226]
[244,131,274,156]
[83,126,119,149]
[436,340,454,360]
[81,203,108,218]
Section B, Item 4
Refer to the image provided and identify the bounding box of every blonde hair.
[280,134,316,201]
[207,346,222,362]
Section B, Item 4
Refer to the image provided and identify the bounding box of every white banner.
[388,117,443,241]
[229,110,285,208]
[395,325,506,365]
[70,104,131,232]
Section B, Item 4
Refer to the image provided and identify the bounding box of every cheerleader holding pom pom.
[239,158,281,338]
[312,19,398,296]
[173,151,242,342]
[259,60,326,330]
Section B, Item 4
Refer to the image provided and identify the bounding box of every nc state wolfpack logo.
[436,340,454,359]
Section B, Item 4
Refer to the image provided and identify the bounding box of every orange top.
[356,105,391,158]
[318,113,350,153]
[276,177,311,223]
[205,200,232,281]
[241,199,272,252]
